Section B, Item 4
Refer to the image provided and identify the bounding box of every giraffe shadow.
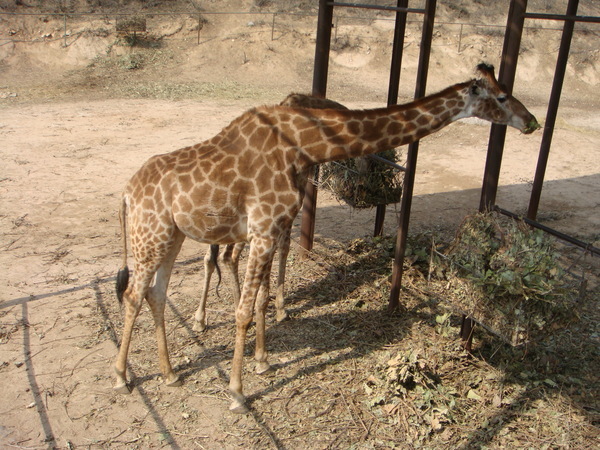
[169,240,436,407]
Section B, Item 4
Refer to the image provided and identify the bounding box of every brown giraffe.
[115,64,539,413]
[192,94,349,333]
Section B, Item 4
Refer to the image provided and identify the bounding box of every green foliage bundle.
[440,212,578,345]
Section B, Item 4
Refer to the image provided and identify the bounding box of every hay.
[434,212,579,346]
[320,149,404,208]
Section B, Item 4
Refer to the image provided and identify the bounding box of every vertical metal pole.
[374,0,409,237]
[460,316,475,352]
[63,14,67,47]
[299,0,333,251]
[479,0,528,212]
[527,0,579,220]
[389,0,436,311]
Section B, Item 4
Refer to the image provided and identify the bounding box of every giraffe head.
[466,63,540,134]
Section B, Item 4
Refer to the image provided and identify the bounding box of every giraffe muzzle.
[523,116,541,134]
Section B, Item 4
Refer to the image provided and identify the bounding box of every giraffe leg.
[114,269,154,393]
[254,276,274,375]
[274,232,291,323]
[146,231,185,387]
[229,237,276,413]
[223,242,245,308]
[193,246,216,332]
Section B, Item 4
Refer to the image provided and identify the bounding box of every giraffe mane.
[475,62,505,94]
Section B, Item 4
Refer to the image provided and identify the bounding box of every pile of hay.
[434,212,579,346]
[320,149,404,208]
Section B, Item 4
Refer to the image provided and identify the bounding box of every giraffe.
[192,93,350,333]
[115,64,539,413]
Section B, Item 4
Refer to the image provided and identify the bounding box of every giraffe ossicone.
[115,63,539,413]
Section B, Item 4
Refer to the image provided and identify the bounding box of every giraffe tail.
[116,194,130,303]
[208,244,222,298]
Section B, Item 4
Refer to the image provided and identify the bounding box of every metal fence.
[2,9,596,50]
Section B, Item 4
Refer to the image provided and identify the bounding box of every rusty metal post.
[299,0,333,251]
[373,0,409,237]
[389,0,436,311]
[460,316,475,352]
[479,0,528,212]
[527,0,579,220]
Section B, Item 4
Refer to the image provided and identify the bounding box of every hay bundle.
[436,212,578,345]
[320,149,404,208]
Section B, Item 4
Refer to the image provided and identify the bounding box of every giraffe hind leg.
[114,230,185,392]
[145,230,186,387]
[114,266,154,393]
[193,245,218,332]
[223,242,244,308]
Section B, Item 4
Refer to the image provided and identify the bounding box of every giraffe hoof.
[229,398,249,414]
[192,321,207,333]
[165,375,182,387]
[113,382,132,394]
[276,310,290,323]
[255,361,273,375]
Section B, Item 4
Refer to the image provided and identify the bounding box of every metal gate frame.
[299,0,599,323]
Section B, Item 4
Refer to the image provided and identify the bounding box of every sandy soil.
[1,2,599,448]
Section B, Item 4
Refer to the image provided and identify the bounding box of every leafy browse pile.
[365,346,458,443]
[320,149,404,208]
[436,212,579,345]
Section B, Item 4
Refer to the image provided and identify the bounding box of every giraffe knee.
[235,309,253,329]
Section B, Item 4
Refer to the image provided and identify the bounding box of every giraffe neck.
[286,81,472,168]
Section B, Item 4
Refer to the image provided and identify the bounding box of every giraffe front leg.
[228,238,275,413]
[274,233,291,323]
[254,282,274,375]
[229,307,253,413]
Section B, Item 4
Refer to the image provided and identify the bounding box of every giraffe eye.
[497,95,507,103]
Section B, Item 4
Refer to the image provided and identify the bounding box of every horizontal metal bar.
[494,206,600,257]
[367,154,406,172]
[328,2,425,14]
[524,12,600,24]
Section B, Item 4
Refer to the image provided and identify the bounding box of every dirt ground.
[1,1,599,448]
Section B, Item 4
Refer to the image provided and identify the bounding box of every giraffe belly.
[174,209,248,244]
